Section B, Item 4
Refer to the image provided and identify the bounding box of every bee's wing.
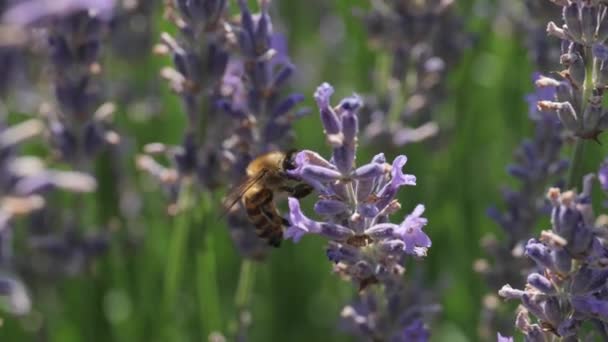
[219,169,268,220]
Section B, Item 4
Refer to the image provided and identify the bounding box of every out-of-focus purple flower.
[3,0,115,26]
[358,0,469,147]
[599,159,608,192]
[0,112,98,315]
[496,333,513,342]
[477,72,567,339]
[395,319,430,342]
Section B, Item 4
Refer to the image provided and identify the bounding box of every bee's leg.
[280,183,314,199]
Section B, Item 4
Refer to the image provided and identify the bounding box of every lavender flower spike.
[500,172,608,340]
[286,82,432,340]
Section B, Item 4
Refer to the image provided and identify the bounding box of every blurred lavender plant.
[0,111,97,315]
[0,0,117,281]
[139,0,306,257]
[476,73,568,339]
[538,0,608,141]
[357,0,469,146]
[497,0,562,70]
[286,82,436,340]
[499,174,608,341]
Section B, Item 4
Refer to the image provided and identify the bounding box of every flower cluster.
[476,73,568,338]
[538,0,608,140]
[286,82,433,339]
[287,83,430,284]
[499,174,608,340]
[358,0,469,146]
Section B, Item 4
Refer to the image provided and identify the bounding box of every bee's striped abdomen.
[244,188,284,247]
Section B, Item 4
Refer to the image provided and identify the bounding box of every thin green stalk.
[196,191,222,338]
[197,234,222,337]
[231,259,256,338]
[566,139,586,190]
[163,180,194,308]
[566,46,594,190]
[235,260,256,310]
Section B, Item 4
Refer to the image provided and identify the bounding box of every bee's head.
[282,149,298,171]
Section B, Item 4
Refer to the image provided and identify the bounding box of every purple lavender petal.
[365,223,395,239]
[395,205,430,255]
[285,197,321,242]
[314,83,341,135]
[301,164,342,182]
[352,162,385,179]
[496,333,514,342]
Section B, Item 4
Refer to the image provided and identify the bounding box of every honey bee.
[222,150,313,247]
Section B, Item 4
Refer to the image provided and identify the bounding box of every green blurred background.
[2,0,608,341]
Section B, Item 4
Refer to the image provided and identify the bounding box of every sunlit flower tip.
[285,197,320,242]
[496,333,514,342]
[498,284,525,300]
[526,273,555,294]
[571,296,608,321]
[524,239,555,269]
[315,83,341,135]
[314,82,334,108]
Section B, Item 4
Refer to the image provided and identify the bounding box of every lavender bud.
[314,83,341,136]
[567,53,586,87]
[498,284,525,300]
[555,101,580,133]
[301,164,342,182]
[525,240,555,270]
[314,200,349,216]
[527,273,555,294]
[334,145,355,175]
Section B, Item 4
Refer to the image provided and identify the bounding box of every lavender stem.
[566,138,586,190]
[164,180,195,308]
[197,231,222,337]
[233,259,256,338]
